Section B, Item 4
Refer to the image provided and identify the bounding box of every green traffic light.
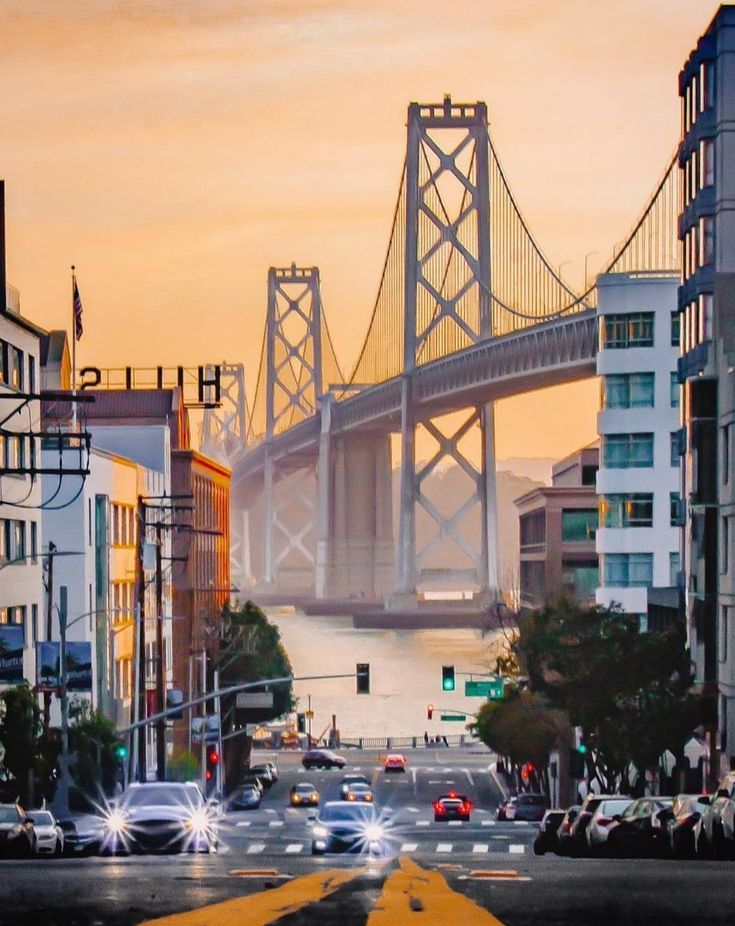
[441,666,456,691]
[578,744,588,755]
[114,744,128,759]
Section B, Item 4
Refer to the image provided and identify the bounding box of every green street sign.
[440,714,466,721]
[465,678,504,699]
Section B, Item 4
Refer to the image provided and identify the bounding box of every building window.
[671,432,680,468]
[600,494,653,528]
[721,606,731,665]
[670,493,681,527]
[561,509,598,542]
[669,552,680,587]
[520,511,545,547]
[670,372,680,409]
[561,561,599,598]
[702,60,715,111]
[701,138,715,188]
[31,604,38,645]
[603,552,653,588]
[700,215,715,267]
[600,312,654,349]
[603,433,654,468]
[1,520,27,564]
[30,522,37,563]
[724,425,730,486]
[700,293,713,342]
[603,373,655,409]
[8,345,23,390]
[28,355,36,395]
[671,312,680,347]
[722,517,730,574]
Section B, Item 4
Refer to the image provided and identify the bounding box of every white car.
[27,810,64,856]
[586,798,633,851]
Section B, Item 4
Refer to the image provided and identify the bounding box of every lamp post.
[584,251,599,290]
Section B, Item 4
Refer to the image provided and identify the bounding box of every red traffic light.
[521,762,535,780]
[205,770,213,780]
[207,749,219,765]
[427,704,433,720]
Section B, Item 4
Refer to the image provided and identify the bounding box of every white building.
[595,271,681,622]
[1,283,43,688]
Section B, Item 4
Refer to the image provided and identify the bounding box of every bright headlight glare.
[364,823,383,842]
[186,808,211,834]
[105,810,128,834]
[312,825,328,837]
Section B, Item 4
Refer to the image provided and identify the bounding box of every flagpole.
[71,265,77,432]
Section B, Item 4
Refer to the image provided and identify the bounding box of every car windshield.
[0,806,20,823]
[295,784,315,792]
[122,786,202,809]
[349,783,371,792]
[320,804,377,823]
[519,795,545,805]
[599,800,631,816]
[28,812,54,826]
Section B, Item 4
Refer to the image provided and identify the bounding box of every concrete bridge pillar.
[480,400,500,597]
[316,416,394,600]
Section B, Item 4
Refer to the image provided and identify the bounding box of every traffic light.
[569,748,586,779]
[205,746,219,782]
[356,663,370,695]
[296,713,306,733]
[441,665,455,692]
[427,704,433,720]
[521,762,535,781]
[113,742,128,761]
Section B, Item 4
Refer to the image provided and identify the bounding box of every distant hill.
[497,457,554,485]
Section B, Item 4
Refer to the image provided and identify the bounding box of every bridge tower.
[397,96,499,598]
[263,265,323,587]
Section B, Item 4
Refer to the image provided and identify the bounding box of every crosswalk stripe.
[285,844,303,854]
[472,843,489,854]
[269,821,284,828]
[246,843,266,854]
[416,820,430,827]
[509,845,526,854]
[236,821,251,827]
[436,842,453,853]
[448,820,463,826]
[481,820,495,826]
[400,842,418,852]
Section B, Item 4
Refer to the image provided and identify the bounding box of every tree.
[473,689,564,768]
[216,601,295,792]
[0,685,48,805]
[515,597,700,791]
[67,699,121,797]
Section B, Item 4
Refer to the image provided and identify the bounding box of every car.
[585,798,634,853]
[302,749,346,770]
[239,774,265,794]
[344,782,374,803]
[58,813,105,856]
[496,796,517,821]
[0,803,36,858]
[227,784,262,811]
[664,794,711,858]
[263,762,279,783]
[556,805,581,855]
[568,794,630,854]
[533,809,566,855]
[697,771,735,858]
[340,774,371,798]
[433,792,472,822]
[383,754,407,773]
[606,797,673,857]
[101,782,218,855]
[26,809,64,856]
[290,783,320,807]
[248,765,275,789]
[499,793,547,822]
[310,801,390,855]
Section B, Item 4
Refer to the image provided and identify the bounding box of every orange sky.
[1,0,719,459]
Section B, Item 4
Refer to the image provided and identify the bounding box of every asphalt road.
[1,748,734,925]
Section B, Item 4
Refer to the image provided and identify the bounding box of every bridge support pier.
[479,400,500,599]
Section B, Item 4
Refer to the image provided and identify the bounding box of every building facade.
[515,445,599,610]
[678,6,735,774]
[595,272,682,621]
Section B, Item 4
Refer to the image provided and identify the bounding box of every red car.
[434,793,473,822]
[383,754,407,772]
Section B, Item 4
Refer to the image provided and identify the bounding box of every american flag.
[73,278,84,341]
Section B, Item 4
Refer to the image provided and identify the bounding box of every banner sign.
[0,626,25,684]
[36,642,93,692]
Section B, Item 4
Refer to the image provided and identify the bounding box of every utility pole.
[155,520,166,781]
[43,542,56,734]
[58,585,69,760]
[135,497,147,782]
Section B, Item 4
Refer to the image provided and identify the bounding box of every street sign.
[465,678,504,699]
[440,714,466,721]
[236,692,274,709]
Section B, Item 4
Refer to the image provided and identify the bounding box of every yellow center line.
[366,856,507,926]
[138,867,367,926]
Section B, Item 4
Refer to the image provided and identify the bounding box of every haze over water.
[266,609,505,740]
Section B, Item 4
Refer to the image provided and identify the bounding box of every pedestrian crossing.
[228,839,527,857]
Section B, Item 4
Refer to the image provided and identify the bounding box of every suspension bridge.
[202,96,680,606]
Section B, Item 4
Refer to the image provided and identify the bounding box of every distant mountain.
[497,457,554,485]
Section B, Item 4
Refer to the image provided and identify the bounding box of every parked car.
[0,803,36,858]
[555,805,581,855]
[496,796,517,821]
[533,809,565,855]
[664,794,710,858]
[101,782,218,855]
[263,762,279,783]
[696,771,735,858]
[228,784,262,811]
[340,775,371,798]
[433,793,473,822]
[310,801,390,855]
[496,793,547,822]
[345,782,374,803]
[290,783,320,807]
[248,765,275,789]
[606,797,673,857]
[26,810,64,856]
[302,749,346,770]
[586,797,633,852]
[58,814,105,856]
[239,774,265,794]
[383,754,407,773]
[568,794,630,854]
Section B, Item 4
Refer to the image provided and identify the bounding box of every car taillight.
[434,803,446,813]
[596,817,612,827]
[462,802,472,813]
[561,822,571,834]
[679,814,698,829]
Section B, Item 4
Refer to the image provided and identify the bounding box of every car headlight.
[292,794,301,803]
[185,808,211,834]
[365,794,373,802]
[105,809,129,834]
[348,793,356,801]
[364,824,383,842]
[311,793,319,802]
[312,825,328,838]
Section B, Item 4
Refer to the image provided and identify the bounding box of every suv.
[302,749,346,770]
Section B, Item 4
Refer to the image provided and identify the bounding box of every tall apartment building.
[515,445,599,610]
[678,6,735,774]
[595,272,681,622]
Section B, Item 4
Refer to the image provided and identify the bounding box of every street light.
[584,250,599,290]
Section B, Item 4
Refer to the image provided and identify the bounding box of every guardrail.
[339,734,478,750]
